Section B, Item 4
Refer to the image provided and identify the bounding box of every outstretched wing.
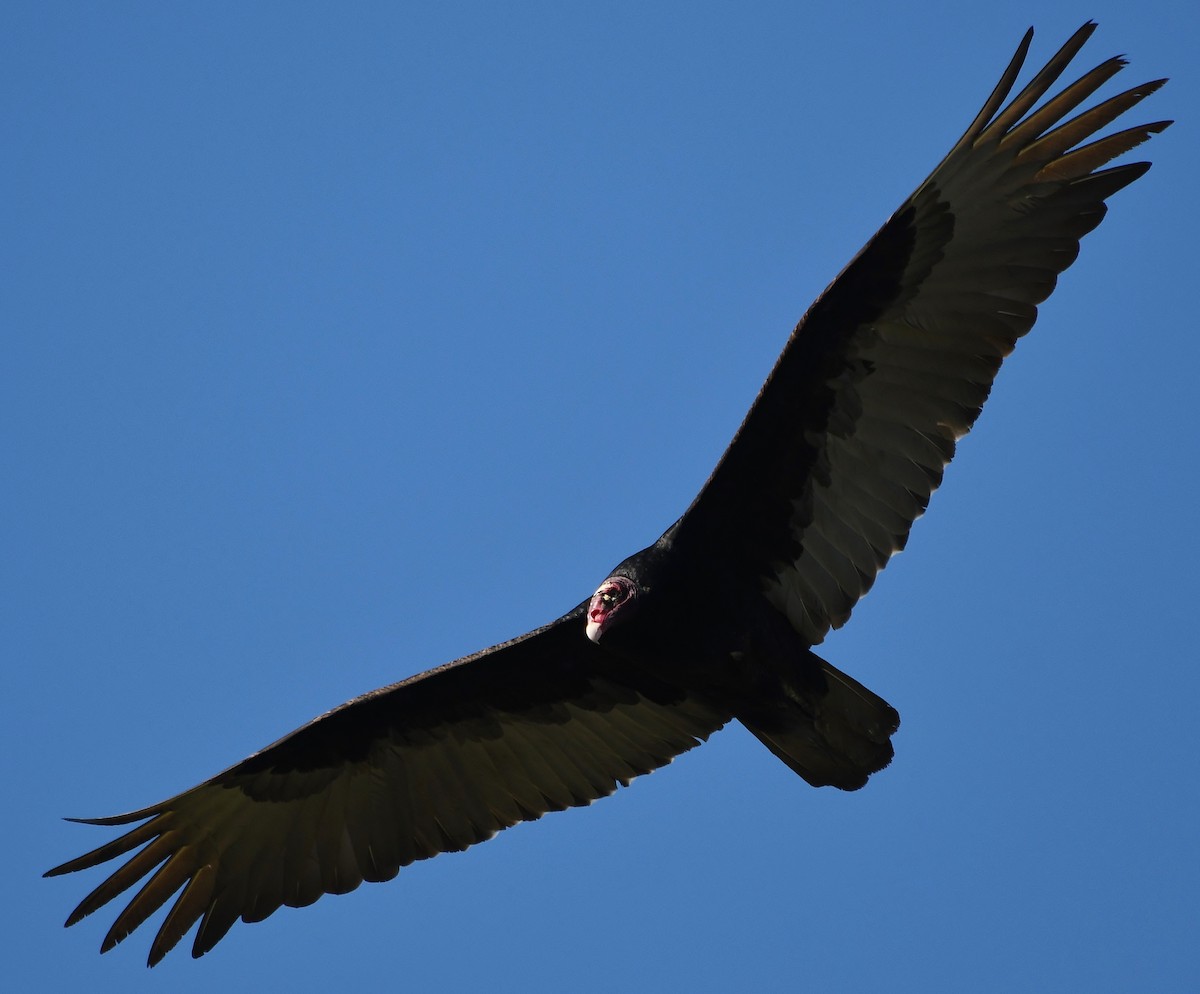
[45,606,728,965]
[669,22,1170,645]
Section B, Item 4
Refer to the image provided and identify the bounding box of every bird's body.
[47,22,1170,966]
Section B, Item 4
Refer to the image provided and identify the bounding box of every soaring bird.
[47,22,1169,966]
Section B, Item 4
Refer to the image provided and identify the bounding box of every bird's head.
[585,574,639,643]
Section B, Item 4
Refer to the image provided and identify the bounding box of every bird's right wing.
[46,605,728,965]
[671,23,1169,645]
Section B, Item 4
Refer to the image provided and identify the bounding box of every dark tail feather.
[738,654,899,791]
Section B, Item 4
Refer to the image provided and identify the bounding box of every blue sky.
[6,3,1196,991]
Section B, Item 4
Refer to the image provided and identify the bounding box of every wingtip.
[45,856,80,879]
[63,898,93,928]
[63,808,157,827]
[1140,78,1170,97]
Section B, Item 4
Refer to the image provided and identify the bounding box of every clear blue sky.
[6,3,1196,991]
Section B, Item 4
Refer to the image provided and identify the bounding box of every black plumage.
[47,22,1169,966]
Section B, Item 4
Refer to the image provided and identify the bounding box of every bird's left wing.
[669,23,1169,644]
[46,606,728,965]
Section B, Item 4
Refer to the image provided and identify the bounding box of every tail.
[737,653,899,791]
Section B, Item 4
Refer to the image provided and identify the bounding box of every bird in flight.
[47,22,1169,966]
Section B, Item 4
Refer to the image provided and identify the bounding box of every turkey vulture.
[47,22,1169,966]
